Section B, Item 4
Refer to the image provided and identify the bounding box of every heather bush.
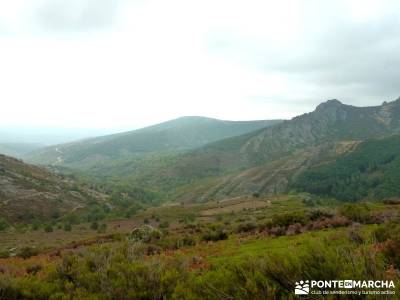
[338,203,373,223]
[17,247,39,259]
[202,230,228,242]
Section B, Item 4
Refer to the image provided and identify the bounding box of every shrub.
[145,244,162,255]
[0,251,9,259]
[182,235,196,246]
[0,218,9,231]
[338,203,372,223]
[382,198,400,205]
[307,209,333,221]
[286,223,303,235]
[90,221,99,230]
[98,223,107,233]
[236,221,257,233]
[86,207,106,222]
[26,264,42,275]
[63,223,72,231]
[44,225,53,233]
[267,226,286,236]
[202,230,228,242]
[373,222,400,267]
[347,225,364,244]
[308,215,350,230]
[271,211,309,227]
[156,235,196,250]
[31,223,40,231]
[17,247,39,259]
[159,221,169,229]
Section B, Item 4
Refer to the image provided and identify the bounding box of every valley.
[1,99,400,299]
[35,98,400,204]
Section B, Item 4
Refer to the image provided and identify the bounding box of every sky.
[0,0,400,132]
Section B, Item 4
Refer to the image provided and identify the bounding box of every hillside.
[0,154,106,223]
[26,117,282,168]
[183,140,361,201]
[293,135,400,201]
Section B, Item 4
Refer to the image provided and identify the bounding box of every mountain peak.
[382,97,400,106]
[316,99,343,109]
[314,99,347,116]
[173,116,217,123]
[176,116,213,120]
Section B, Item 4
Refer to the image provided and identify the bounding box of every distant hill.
[0,143,43,158]
[0,154,106,223]
[26,117,282,168]
[0,126,117,146]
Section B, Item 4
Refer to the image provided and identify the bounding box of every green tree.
[90,221,99,230]
[0,217,9,231]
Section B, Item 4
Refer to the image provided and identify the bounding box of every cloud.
[33,0,123,32]
[0,0,399,129]
[207,0,400,105]
[0,0,130,34]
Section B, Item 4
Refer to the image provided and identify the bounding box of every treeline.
[293,135,400,201]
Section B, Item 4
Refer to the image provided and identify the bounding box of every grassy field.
[1,196,399,299]
[0,195,315,252]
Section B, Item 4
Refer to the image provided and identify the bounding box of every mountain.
[200,98,400,168]
[120,98,400,201]
[26,117,283,168]
[0,154,106,223]
[25,98,400,204]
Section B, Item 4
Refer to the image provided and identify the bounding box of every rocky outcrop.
[129,225,162,243]
[239,98,400,166]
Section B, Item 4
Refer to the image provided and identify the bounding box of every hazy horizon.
[1,0,400,131]
[3,95,400,146]
[0,115,284,146]
[0,126,125,145]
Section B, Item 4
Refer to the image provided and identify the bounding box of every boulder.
[129,225,161,243]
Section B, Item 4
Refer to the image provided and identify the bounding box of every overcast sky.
[0,0,399,130]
